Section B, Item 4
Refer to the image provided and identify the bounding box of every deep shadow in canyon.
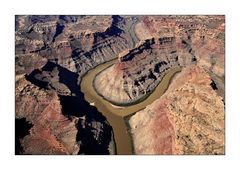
[15,118,33,155]
[24,61,115,155]
[59,95,113,154]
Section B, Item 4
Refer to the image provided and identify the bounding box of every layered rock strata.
[16,15,140,77]
[15,15,225,155]
[128,66,224,154]
[15,15,140,154]
[16,61,116,154]
[94,36,196,105]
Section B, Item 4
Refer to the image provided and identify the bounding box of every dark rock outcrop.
[16,60,116,155]
[15,118,33,154]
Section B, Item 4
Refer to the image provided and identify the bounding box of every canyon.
[128,66,224,154]
[15,15,225,155]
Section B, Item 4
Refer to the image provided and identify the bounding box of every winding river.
[80,59,181,154]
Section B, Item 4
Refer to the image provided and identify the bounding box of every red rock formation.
[15,15,225,155]
[143,17,156,35]
[16,78,79,154]
[129,66,224,154]
[150,100,174,154]
[93,37,187,105]
[15,59,116,154]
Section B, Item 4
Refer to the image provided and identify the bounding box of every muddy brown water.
[80,59,181,154]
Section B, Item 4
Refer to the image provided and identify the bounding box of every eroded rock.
[128,66,224,154]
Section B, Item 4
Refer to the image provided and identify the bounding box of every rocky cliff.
[16,61,116,154]
[16,15,140,76]
[93,36,195,105]
[93,16,224,106]
[128,66,224,154]
[15,15,225,155]
[15,15,140,154]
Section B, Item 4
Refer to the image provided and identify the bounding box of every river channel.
[80,59,181,154]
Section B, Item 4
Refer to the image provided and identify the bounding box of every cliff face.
[93,16,224,106]
[93,37,195,105]
[15,15,141,154]
[16,61,116,154]
[16,15,139,76]
[16,81,79,154]
[15,15,225,155]
[16,59,115,154]
[128,17,224,154]
[128,66,224,154]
